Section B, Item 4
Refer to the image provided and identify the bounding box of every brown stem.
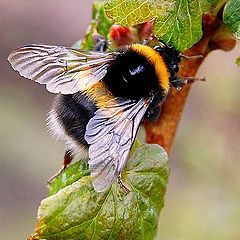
[144,13,236,155]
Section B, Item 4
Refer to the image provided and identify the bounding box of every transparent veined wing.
[85,97,152,192]
[8,44,118,94]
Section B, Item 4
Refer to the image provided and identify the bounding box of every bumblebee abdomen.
[50,92,97,148]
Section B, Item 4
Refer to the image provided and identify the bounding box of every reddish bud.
[136,21,154,40]
[109,25,139,48]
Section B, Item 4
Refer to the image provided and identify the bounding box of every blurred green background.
[0,1,240,239]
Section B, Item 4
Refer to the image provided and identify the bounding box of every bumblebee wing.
[85,97,152,192]
[7,44,118,94]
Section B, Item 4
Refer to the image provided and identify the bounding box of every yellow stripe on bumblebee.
[130,44,170,93]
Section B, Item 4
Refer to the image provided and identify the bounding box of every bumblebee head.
[152,41,202,91]
[153,40,205,90]
[153,42,181,83]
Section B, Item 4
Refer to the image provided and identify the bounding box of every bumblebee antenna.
[180,54,203,60]
[180,76,206,84]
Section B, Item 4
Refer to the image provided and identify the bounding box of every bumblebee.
[8,39,187,192]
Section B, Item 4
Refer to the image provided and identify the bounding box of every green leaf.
[223,0,240,39]
[154,0,217,51]
[105,0,157,26]
[48,159,90,196]
[236,56,240,66]
[77,20,98,50]
[105,0,217,51]
[94,1,113,38]
[28,144,169,240]
[79,1,113,51]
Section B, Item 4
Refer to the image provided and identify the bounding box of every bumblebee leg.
[47,150,73,183]
[92,28,109,52]
[180,53,203,60]
[171,77,206,91]
[117,175,130,194]
[180,76,206,84]
[93,36,108,52]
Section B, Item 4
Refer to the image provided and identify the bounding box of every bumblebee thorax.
[104,44,168,101]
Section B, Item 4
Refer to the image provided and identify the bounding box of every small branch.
[144,13,236,154]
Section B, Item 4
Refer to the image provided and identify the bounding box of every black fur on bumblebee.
[8,37,192,192]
